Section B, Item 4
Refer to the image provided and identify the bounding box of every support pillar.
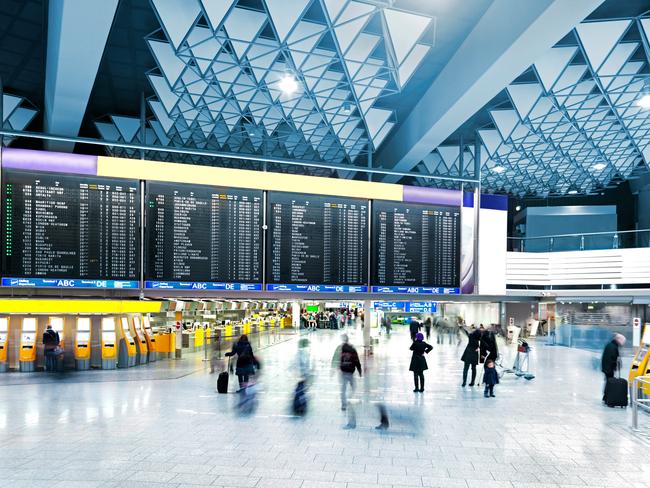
[292,302,301,329]
[363,300,371,355]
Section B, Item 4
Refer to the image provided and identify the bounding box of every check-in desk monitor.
[0,317,8,371]
[74,317,91,370]
[100,317,117,369]
[143,316,157,361]
[131,316,148,364]
[118,317,137,368]
[19,317,37,371]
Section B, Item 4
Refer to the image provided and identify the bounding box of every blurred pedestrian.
[297,337,311,381]
[410,332,433,392]
[461,328,481,387]
[424,317,432,340]
[601,333,625,402]
[409,318,421,341]
[225,334,259,390]
[43,324,61,372]
[332,334,362,411]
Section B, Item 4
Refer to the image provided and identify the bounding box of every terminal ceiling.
[1,0,650,196]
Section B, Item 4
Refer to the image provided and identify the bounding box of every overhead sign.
[144,281,262,291]
[2,278,139,289]
[371,286,459,294]
[266,284,368,293]
[373,301,437,313]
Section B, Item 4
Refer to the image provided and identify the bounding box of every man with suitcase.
[601,333,626,406]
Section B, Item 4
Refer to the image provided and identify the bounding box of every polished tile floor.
[0,325,647,488]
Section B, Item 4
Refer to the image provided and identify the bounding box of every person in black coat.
[225,334,259,389]
[480,327,498,363]
[410,332,433,392]
[601,333,625,400]
[461,328,482,387]
[409,319,421,341]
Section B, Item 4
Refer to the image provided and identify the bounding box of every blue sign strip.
[145,281,262,291]
[373,301,438,312]
[2,278,139,289]
[266,284,368,293]
[371,286,460,295]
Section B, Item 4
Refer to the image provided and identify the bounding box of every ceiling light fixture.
[278,74,299,95]
[492,166,505,174]
[568,189,578,195]
[592,162,606,171]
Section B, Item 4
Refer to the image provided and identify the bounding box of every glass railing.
[508,229,650,252]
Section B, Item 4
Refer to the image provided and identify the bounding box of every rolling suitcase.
[604,377,628,408]
[217,358,230,394]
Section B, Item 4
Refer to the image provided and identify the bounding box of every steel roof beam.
[44,0,119,152]
[376,0,605,183]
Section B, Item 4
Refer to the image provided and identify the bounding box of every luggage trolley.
[503,340,535,380]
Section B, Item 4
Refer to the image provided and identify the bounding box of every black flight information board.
[145,182,263,291]
[372,200,460,291]
[266,192,368,292]
[1,170,140,288]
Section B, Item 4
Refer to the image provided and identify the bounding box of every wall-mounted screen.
[266,192,368,292]
[372,200,461,292]
[1,170,139,288]
[145,181,263,290]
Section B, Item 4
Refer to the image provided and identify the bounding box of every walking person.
[225,334,259,390]
[483,359,499,397]
[601,333,625,402]
[410,332,433,392]
[331,334,362,411]
[424,317,432,340]
[409,318,421,341]
[43,324,61,372]
[461,328,482,387]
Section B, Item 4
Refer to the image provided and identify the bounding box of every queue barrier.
[632,376,650,431]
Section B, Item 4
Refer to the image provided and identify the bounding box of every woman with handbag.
[409,333,433,392]
[225,334,259,390]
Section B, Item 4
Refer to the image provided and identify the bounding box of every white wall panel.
[478,208,507,294]
[506,248,650,286]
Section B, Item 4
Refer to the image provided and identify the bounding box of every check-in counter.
[629,323,650,394]
[155,331,175,358]
[143,316,157,362]
[74,317,91,370]
[131,316,148,365]
[19,317,37,372]
[0,317,8,372]
[118,317,137,368]
[194,327,205,349]
[100,317,117,370]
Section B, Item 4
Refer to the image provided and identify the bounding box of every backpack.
[340,350,355,372]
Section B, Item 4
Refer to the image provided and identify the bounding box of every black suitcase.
[604,377,628,407]
[217,371,229,393]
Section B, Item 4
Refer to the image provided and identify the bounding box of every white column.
[292,302,301,329]
[363,300,371,351]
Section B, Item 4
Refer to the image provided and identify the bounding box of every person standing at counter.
[43,324,61,372]
[225,334,259,390]
[410,333,433,392]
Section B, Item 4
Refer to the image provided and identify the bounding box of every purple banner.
[402,186,462,207]
[1,148,97,175]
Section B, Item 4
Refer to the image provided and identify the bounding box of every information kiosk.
[100,317,117,370]
[629,323,650,393]
[19,317,37,372]
[0,317,8,372]
[142,316,157,362]
[118,317,137,368]
[131,316,148,365]
[74,317,91,370]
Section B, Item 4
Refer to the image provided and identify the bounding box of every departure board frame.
[1,169,140,289]
[144,180,264,291]
[265,191,370,293]
[371,199,461,294]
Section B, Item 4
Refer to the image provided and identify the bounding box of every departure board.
[267,192,368,289]
[1,170,139,286]
[372,201,460,289]
[145,182,263,288]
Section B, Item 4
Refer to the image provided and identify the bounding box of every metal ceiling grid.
[95,0,435,168]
